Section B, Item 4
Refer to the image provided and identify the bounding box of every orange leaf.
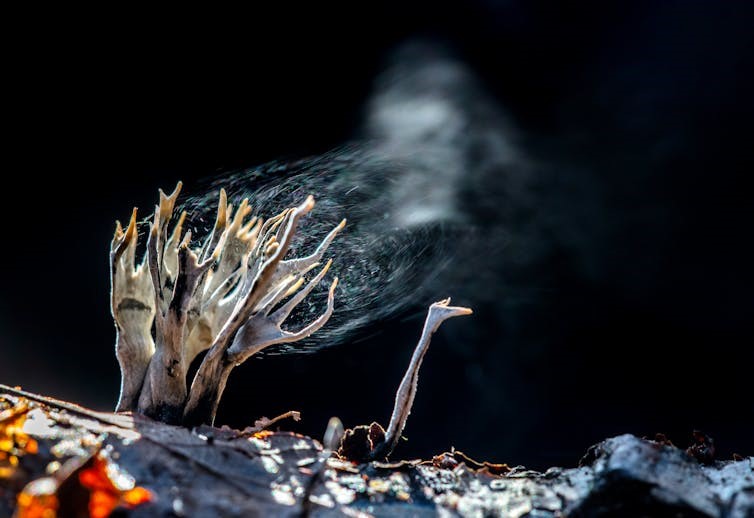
[78,451,154,516]
[14,478,59,518]
[122,486,153,506]
[0,399,38,479]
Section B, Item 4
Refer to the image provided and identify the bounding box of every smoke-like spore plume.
[182,41,538,352]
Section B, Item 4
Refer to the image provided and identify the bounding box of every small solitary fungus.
[338,298,472,462]
[110,183,344,425]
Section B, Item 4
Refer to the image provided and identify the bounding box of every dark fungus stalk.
[110,183,344,425]
[338,298,472,462]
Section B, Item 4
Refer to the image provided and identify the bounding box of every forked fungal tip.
[179,230,192,249]
[175,210,187,230]
[124,208,138,239]
[217,189,228,219]
[432,297,473,315]
[300,195,316,212]
[329,277,339,294]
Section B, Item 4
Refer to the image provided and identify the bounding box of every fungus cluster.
[110,183,343,425]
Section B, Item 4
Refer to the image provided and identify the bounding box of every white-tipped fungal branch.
[110,183,344,425]
[376,298,472,459]
[337,298,472,462]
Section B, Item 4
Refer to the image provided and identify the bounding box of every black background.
[2,1,753,469]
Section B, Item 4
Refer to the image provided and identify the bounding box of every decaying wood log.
[1,385,752,517]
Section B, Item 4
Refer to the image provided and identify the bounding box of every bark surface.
[1,386,752,517]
